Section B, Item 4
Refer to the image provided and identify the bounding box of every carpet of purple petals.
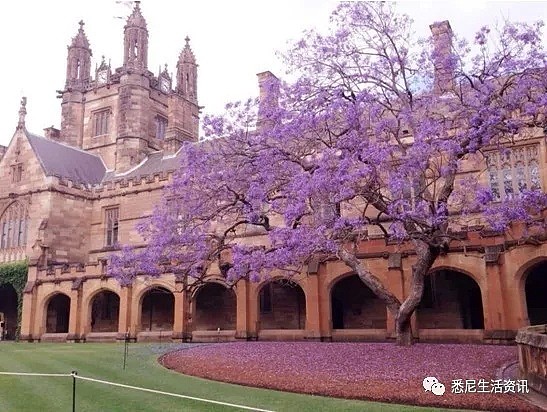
[160,342,540,411]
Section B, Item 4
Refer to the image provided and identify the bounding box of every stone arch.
[520,259,547,325]
[430,263,484,289]
[139,286,174,332]
[0,283,18,339]
[193,282,236,331]
[330,273,387,329]
[257,279,306,330]
[418,268,484,329]
[45,293,71,333]
[89,289,120,332]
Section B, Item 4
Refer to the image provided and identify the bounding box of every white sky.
[1,0,546,146]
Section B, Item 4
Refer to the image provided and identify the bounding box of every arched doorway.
[524,261,547,325]
[193,283,236,330]
[90,290,120,332]
[140,287,174,331]
[418,269,484,329]
[259,280,305,329]
[46,294,70,333]
[331,275,387,329]
[0,284,18,340]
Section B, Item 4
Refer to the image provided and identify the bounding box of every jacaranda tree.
[109,2,547,345]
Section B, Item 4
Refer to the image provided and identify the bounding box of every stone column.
[67,288,81,342]
[304,273,322,340]
[484,250,513,343]
[20,288,37,341]
[118,286,133,340]
[484,262,503,330]
[235,280,253,340]
[172,290,190,341]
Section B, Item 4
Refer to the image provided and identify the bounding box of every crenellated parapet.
[33,260,102,281]
[50,170,174,198]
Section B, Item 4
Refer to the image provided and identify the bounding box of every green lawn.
[0,342,451,412]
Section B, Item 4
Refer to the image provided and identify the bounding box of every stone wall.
[259,282,306,330]
[331,275,387,329]
[193,283,237,330]
[0,130,51,263]
[516,324,547,396]
[46,191,93,263]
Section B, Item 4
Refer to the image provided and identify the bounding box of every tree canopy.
[109,2,547,344]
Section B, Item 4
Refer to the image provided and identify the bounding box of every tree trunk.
[338,248,401,315]
[338,240,439,346]
[393,240,440,346]
[395,314,413,346]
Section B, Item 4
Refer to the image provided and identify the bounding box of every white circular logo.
[422,376,439,392]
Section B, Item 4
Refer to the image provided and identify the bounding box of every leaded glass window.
[486,146,541,201]
[0,202,28,250]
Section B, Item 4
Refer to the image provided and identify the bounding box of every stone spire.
[176,36,198,101]
[17,97,27,130]
[123,1,148,72]
[180,36,196,63]
[71,20,91,49]
[65,20,92,90]
[126,1,147,28]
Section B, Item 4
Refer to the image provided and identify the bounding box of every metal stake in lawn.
[71,370,77,412]
[123,330,129,370]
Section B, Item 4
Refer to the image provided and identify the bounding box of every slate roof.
[103,150,182,181]
[26,132,106,185]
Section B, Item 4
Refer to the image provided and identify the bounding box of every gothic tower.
[60,21,92,147]
[122,1,148,73]
[116,1,152,172]
[175,36,198,102]
[165,37,200,153]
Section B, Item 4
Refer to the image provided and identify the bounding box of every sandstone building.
[0,5,545,343]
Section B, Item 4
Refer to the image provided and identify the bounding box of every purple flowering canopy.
[109,2,547,345]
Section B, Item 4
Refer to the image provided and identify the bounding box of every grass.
[0,342,454,412]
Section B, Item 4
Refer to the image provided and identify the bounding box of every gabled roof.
[26,132,106,185]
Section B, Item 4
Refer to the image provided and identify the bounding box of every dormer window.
[155,115,168,139]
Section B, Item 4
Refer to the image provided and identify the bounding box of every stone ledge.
[516,324,547,348]
[516,324,547,397]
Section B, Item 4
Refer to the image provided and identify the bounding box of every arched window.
[0,202,28,250]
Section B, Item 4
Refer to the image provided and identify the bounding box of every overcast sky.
[1,1,546,146]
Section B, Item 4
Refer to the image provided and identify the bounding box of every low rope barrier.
[0,371,71,377]
[0,370,276,412]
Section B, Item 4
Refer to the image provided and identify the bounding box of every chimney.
[43,126,61,140]
[429,20,455,94]
[256,71,280,128]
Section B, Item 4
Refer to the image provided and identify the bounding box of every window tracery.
[0,202,28,250]
[487,146,541,201]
